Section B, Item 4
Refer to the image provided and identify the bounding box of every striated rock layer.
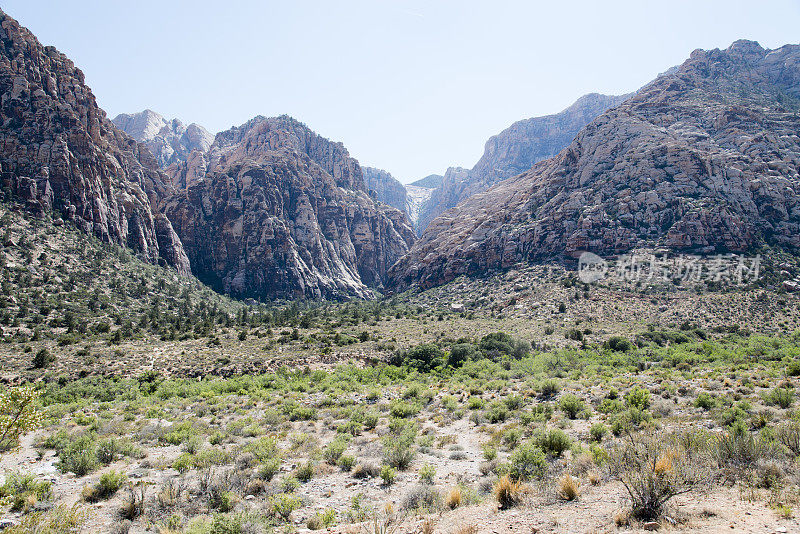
[165,116,415,300]
[362,166,407,213]
[390,40,800,290]
[0,9,190,274]
[416,93,629,231]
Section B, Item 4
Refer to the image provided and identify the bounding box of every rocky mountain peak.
[112,109,213,169]
[389,41,800,291]
[164,115,415,300]
[415,92,629,232]
[0,9,190,275]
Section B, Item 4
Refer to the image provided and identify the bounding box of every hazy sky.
[6,1,800,183]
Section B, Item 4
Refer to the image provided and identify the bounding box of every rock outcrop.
[416,93,629,232]
[113,109,213,169]
[164,115,415,300]
[389,40,800,290]
[362,166,407,213]
[0,9,190,275]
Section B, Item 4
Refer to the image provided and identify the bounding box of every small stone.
[643,522,659,531]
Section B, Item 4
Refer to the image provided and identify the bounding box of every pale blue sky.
[6,1,800,183]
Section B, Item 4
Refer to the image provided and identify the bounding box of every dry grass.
[493,475,526,509]
[446,486,463,509]
[557,474,580,501]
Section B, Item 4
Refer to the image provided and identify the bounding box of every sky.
[5,1,800,183]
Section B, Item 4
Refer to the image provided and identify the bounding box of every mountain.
[362,166,407,212]
[112,109,213,168]
[164,115,415,300]
[389,40,800,290]
[416,93,629,232]
[409,174,443,189]
[0,9,190,275]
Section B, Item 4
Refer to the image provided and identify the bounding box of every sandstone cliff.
[416,93,628,231]
[362,166,407,213]
[0,10,190,275]
[112,109,213,169]
[165,116,415,300]
[389,41,800,290]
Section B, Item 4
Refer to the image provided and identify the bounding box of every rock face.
[389,40,800,290]
[164,115,415,300]
[416,93,628,232]
[113,109,213,169]
[362,166,407,212]
[0,10,190,275]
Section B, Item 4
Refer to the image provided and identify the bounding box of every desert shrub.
[445,486,462,509]
[383,421,417,470]
[257,458,281,481]
[323,436,350,465]
[611,431,710,520]
[338,454,356,472]
[0,472,52,512]
[534,428,572,457]
[559,394,585,419]
[625,387,651,410]
[509,442,547,480]
[694,392,716,410]
[402,484,441,511]
[478,332,529,361]
[418,463,436,484]
[296,461,315,482]
[362,410,379,430]
[269,493,301,522]
[539,379,560,398]
[777,421,800,455]
[765,387,794,409]
[610,407,652,435]
[448,343,476,367]
[605,336,633,352]
[392,343,445,371]
[714,423,772,468]
[56,434,98,476]
[3,505,89,534]
[32,348,55,369]
[590,422,608,442]
[389,400,419,419]
[307,508,337,529]
[484,401,509,423]
[380,465,396,486]
[82,470,126,502]
[243,437,279,463]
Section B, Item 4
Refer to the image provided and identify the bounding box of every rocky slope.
[0,9,190,275]
[416,93,629,231]
[389,40,800,290]
[362,166,407,212]
[164,115,415,300]
[112,109,213,169]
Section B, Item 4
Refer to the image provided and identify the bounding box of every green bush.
[625,387,651,410]
[765,387,794,409]
[534,428,572,457]
[559,394,585,419]
[56,435,98,477]
[695,393,716,410]
[448,343,476,367]
[590,422,608,442]
[383,421,417,470]
[32,348,55,369]
[509,442,546,480]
